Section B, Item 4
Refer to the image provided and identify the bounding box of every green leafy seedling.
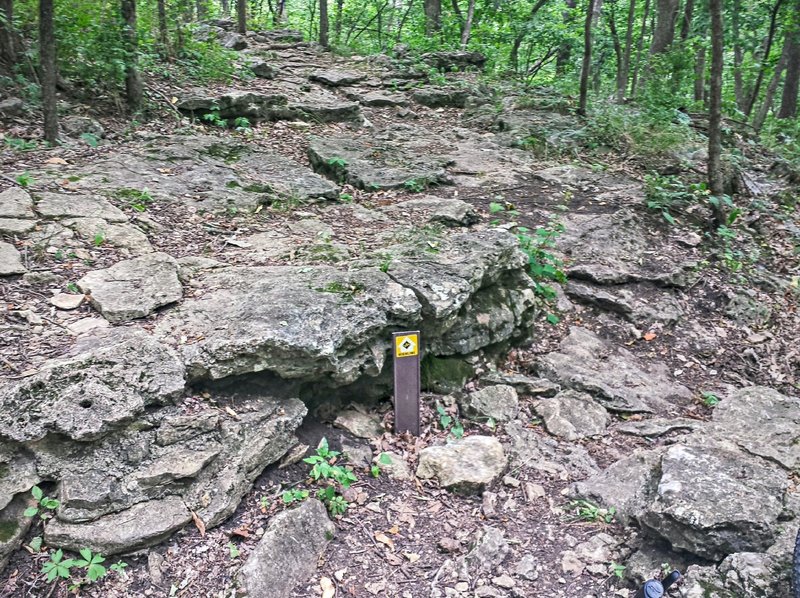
[701,391,720,407]
[228,542,240,559]
[41,549,76,582]
[74,548,107,582]
[25,486,60,520]
[282,489,309,504]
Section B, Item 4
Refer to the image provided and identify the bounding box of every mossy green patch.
[203,143,247,164]
[0,520,20,543]
[421,355,474,393]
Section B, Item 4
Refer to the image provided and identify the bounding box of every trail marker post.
[393,331,421,435]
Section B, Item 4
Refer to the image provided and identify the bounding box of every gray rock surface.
[35,192,128,222]
[0,241,26,275]
[0,328,185,442]
[308,127,454,190]
[505,421,598,480]
[334,410,384,438]
[0,97,24,118]
[557,210,696,286]
[464,527,510,575]
[45,495,192,555]
[480,372,559,397]
[416,436,506,492]
[220,31,248,50]
[237,499,334,598]
[310,69,367,86]
[381,196,478,227]
[459,385,519,422]
[0,187,35,218]
[422,51,487,71]
[78,252,183,323]
[412,88,470,108]
[534,390,610,440]
[250,60,277,78]
[0,218,37,234]
[640,444,787,560]
[565,281,684,326]
[0,495,34,573]
[65,217,153,254]
[537,327,692,413]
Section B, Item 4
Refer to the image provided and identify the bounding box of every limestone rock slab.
[237,499,334,598]
[0,187,35,218]
[0,241,25,275]
[460,385,519,423]
[45,495,192,555]
[534,390,610,440]
[310,69,367,87]
[0,218,37,234]
[537,327,692,413]
[78,252,182,323]
[35,192,128,223]
[416,436,506,492]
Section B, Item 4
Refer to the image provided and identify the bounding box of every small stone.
[503,476,521,488]
[534,390,611,440]
[524,483,546,502]
[66,317,109,336]
[482,491,498,518]
[251,60,277,79]
[459,385,519,423]
[310,70,367,87]
[342,441,372,468]
[438,537,461,553]
[147,551,165,586]
[50,293,85,310]
[417,436,507,493]
[334,410,384,439]
[514,554,538,580]
[0,187,35,218]
[561,551,584,575]
[375,451,412,481]
[465,527,510,575]
[0,218,37,234]
[454,582,469,592]
[0,97,25,118]
[492,574,515,589]
[0,241,26,276]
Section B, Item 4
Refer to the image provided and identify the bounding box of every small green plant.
[202,109,228,128]
[233,116,251,130]
[41,549,76,582]
[516,222,567,324]
[227,542,240,559]
[435,403,465,438]
[701,391,720,407]
[259,496,270,511]
[66,282,80,293]
[339,193,354,203]
[324,494,349,516]
[716,225,744,272]
[327,157,348,168]
[609,561,626,579]
[317,280,366,301]
[110,561,128,575]
[74,548,106,582]
[80,133,100,147]
[378,254,393,273]
[92,232,106,247]
[282,488,310,504]
[403,178,428,193]
[24,486,60,521]
[566,499,616,524]
[371,452,393,477]
[116,187,154,212]
[4,137,38,151]
[303,438,358,488]
[16,172,34,188]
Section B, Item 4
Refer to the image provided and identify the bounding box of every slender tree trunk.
[778,0,800,118]
[236,0,246,33]
[630,0,651,95]
[196,0,207,20]
[460,0,475,48]
[157,0,170,57]
[0,0,17,68]
[424,0,441,36]
[334,0,343,42]
[319,0,329,47]
[650,0,679,53]
[39,0,57,143]
[578,0,595,115]
[556,0,577,75]
[607,4,624,102]
[680,0,693,39]
[754,35,790,129]
[708,0,725,225]
[732,0,747,111]
[121,0,143,113]
[221,0,230,16]
[618,0,636,102]
[745,0,784,116]
[694,44,706,103]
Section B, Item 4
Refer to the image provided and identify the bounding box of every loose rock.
[416,436,506,492]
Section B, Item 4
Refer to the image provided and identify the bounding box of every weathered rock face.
[572,386,797,562]
[411,88,471,108]
[422,51,487,71]
[237,499,334,597]
[565,281,684,326]
[156,230,538,385]
[534,390,610,440]
[35,192,128,222]
[0,328,306,554]
[308,126,455,190]
[0,241,25,275]
[416,436,507,492]
[77,252,183,323]
[537,327,692,413]
[0,329,185,443]
[0,188,35,219]
[459,385,519,423]
[310,69,367,87]
[556,210,697,286]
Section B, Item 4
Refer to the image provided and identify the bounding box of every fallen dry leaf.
[45,157,68,165]
[374,531,395,551]
[643,332,657,341]
[190,511,206,537]
[402,551,420,563]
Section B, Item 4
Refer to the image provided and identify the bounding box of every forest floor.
[1,27,799,598]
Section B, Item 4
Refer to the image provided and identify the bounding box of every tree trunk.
[196,0,207,20]
[555,0,577,74]
[680,0,693,39]
[754,35,790,129]
[732,0,747,111]
[618,0,636,102]
[778,0,800,118]
[708,0,725,225]
[630,0,651,95]
[0,0,17,68]
[121,0,143,113]
[694,43,706,103]
[424,0,441,36]
[319,0,329,47]
[221,0,230,16]
[650,0,679,53]
[236,0,246,33]
[607,3,623,102]
[275,0,286,24]
[578,0,595,115]
[745,0,784,116]
[157,0,170,57]
[39,0,58,143]
[460,0,475,48]
[334,0,343,42]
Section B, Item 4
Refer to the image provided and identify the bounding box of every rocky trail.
[1,23,799,598]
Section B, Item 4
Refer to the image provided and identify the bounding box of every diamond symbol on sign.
[400,338,415,353]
